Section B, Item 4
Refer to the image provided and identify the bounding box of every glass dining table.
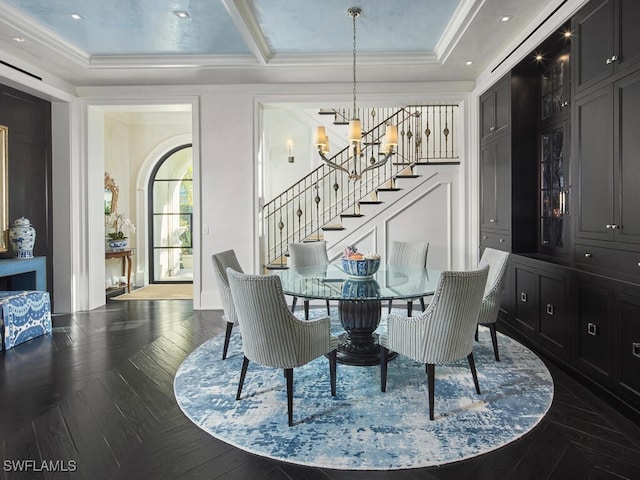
[273,264,441,366]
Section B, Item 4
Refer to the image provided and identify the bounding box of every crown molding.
[0,1,90,66]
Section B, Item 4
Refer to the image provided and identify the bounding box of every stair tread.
[413,160,460,165]
[265,264,289,270]
[322,225,345,231]
[395,174,420,178]
[359,200,383,204]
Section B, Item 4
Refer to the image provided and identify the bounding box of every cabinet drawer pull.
[606,57,613,64]
[587,323,597,336]
[633,342,640,359]
[606,224,613,229]
[611,55,618,62]
[482,235,488,240]
[489,218,495,223]
[499,238,505,243]
[611,224,620,229]
[489,126,495,132]
[584,253,593,258]
[546,304,554,316]
[521,292,528,303]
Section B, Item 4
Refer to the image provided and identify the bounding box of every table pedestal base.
[337,299,395,366]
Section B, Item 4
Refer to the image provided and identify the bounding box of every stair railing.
[262,105,458,268]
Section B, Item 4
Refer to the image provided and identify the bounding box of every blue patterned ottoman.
[0,291,52,350]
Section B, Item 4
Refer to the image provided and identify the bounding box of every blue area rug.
[174,308,553,470]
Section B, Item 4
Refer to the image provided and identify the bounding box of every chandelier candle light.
[314,7,398,181]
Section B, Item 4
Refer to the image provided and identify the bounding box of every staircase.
[262,105,459,269]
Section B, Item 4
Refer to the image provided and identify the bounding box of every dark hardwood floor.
[1,300,639,479]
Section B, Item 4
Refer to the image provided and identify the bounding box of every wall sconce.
[287,139,294,163]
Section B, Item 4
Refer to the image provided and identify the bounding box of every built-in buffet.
[480,0,640,419]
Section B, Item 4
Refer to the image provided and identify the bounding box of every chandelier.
[314,7,398,181]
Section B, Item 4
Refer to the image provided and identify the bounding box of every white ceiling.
[0,0,563,87]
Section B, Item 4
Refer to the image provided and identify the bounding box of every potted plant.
[105,213,135,251]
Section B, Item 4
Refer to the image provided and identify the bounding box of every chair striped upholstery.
[388,241,429,268]
[211,250,243,360]
[380,266,489,420]
[387,241,429,315]
[288,241,330,268]
[476,248,510,361]
[287,241,331,319]
[227,269,338,426]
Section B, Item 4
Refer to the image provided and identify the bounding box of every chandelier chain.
[351,8,357,118]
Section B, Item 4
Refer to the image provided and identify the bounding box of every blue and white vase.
[108,239,128,251]
[9,217,36,259]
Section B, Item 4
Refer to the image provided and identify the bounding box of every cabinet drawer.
[618,294,640,397]
[576,279,612,378]
[480,231,511,251]
[575,244,640,278]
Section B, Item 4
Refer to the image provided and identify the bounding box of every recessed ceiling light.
[535,54,544,61]
[500,15,512,22]
[465,61,473,66]
[174,11,190,19]
[70,13,84,20]
[563,30,572,38]
[12,37,26,43]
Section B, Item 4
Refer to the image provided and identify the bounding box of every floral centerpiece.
[105,213,136,250]
[341,245,381,277]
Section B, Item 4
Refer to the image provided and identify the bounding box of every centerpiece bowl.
[341,257,380,278]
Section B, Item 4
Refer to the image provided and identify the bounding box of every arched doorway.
[148,144,193,283]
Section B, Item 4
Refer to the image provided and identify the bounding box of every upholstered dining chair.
[227,269,338,426]
[287,241,331,319]
[475,247,510,361]
[387,240,429,315]
[380,266,489,421]
[211,250,244,360]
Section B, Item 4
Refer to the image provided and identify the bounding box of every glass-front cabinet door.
[540,121,569,254]
[541,50,570,121]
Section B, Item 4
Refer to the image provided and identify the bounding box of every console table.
[0,256,47,291]
[105,249,132,293]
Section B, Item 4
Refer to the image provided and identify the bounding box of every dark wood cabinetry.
[483,1,640,418]
[480,76,510,142]
[575,70,640,247]
[574,85,613,242]
[573,0,640,94]
[539,47,571,256]
[480,133,510,233]
[617,291,640,403]
[510,257,569,359]
[501,256,640,416]
[479,72,537,254]
[574,273,640,409]
[575,275,614,380]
